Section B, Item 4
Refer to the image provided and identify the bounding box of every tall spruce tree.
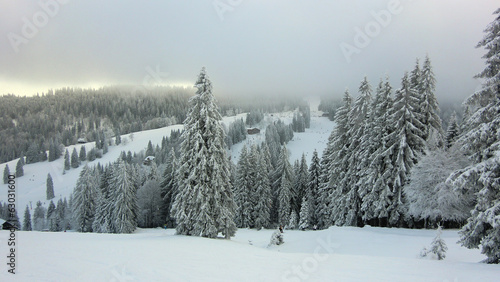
[384,72,425,226]
[307,150,321,227]
[15,158,24,177]
[340,77,372,226]
[318,90,352,229]
[110,158,138,233]
[64,149,70,171]
[23,205,32,231]
[46,173,55,200]
[360,78,394,226]
[445,112,459,148]
[72,165,99,232]
[234,145,253,228]
[71,148,79,168]
[449,8,500,264]
[419,55,443,148]
[275,145,294,226]
[253,149,272,230]
[3,164,9,184]
[160,148,178,228]
[171,67,237,239]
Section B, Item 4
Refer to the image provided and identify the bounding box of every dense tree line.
[1,86,308,164]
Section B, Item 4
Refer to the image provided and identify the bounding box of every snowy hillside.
[0,226,498,281]
[0,98,334,225]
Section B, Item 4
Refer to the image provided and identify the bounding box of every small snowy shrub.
[269,230,284,246]
[420,226,447,260]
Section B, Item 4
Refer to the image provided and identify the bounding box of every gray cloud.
[0,0,497,102]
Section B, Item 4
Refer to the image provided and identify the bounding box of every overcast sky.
[0,0,497,102]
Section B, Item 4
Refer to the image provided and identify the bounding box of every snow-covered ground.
[1,226,498,281]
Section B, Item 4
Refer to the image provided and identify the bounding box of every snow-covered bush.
[269,230,284,246]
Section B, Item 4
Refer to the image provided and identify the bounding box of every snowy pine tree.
[253,149,272,230]
[384,72,425,226]
[160,148,178,228]
[79,146,87,162]
[234,145,253,228]
[15,158,24,177]
[430,226,447,260]
[318,90,352,229]
[71,148,79,168]
[445,112,460,148]
[3,164,9,184]
[72,165,99,232]
[298,196,310,230]
[64,149,70,171]
[23,205,32,231]
[359,78,394,226]
[110,158,138,234]
[449,9,500,264]
[92,165,112,233]
[46,173,55,200]
[287,210,298,230]
[171,67,237,239]
[275,145,294,226]
[33,201,46,231]
[419,55,444,147]
[307,150,321,227]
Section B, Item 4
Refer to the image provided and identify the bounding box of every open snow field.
[0,226,499,281]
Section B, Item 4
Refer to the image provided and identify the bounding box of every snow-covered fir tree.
[160,148,178,228]
[275,145,294,226]
[298,196,310,230]
[110,158,138,234]
[72,165,99,232]
[15,158,24,177]
[307,150,321,227]
[23,205,32,231]
[445,112,460,148]
[359,78,394,226]
[171,67,237,239]
[71,148,79,168]
[64,149,70,171]
[430,226,447,260]
[292,154,308,215]
[318,90,352,228]
[47,200,57,231]
[253,148,272,230]
[92,164,113,233]
[449,8,500,264]
[138,179,163,228]
[46,173,55,200]
[418,55,443,147]
[384,72,425,226]
[234,145,253,228]
[287,210,298,230]
[3,164,9,184]
[79,146,87,162]
[33,201,46,231]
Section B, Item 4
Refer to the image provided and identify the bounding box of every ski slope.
[0,226,498,281]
